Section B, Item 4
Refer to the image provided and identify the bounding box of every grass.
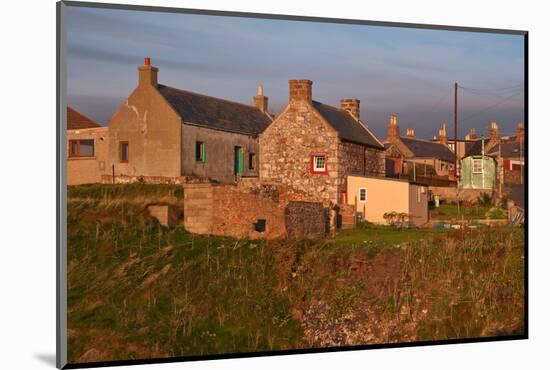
[67,184,525,363]
[430,203,507,221]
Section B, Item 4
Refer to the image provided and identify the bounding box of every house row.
[67,58,386,207]
[66,58,519,227]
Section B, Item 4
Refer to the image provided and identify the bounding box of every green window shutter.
[202,143,206,162]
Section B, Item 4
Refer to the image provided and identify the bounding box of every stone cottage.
[259,79,386,205]
[384,115,456,181]
[66,58,273,185]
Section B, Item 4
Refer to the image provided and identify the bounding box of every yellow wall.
[346,175,428,226]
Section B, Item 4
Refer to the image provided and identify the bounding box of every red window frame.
[310,153,328,174]
[68,139,95,158]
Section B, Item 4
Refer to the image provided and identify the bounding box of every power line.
[458,90,523,124]
[458,83,523,92]
[459,85,523,99]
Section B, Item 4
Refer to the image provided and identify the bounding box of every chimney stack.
[438,123,448,144]
[465,128,477,140]
[340,98,360,120]
[387,114,400,140]
[405,128,415,138]
[489,121,500,141]
[253,83,269,113]
[515,122,524,142]
[289,80,313,104]
[138,57,158,87]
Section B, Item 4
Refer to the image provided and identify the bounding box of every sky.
[65,5,525,139]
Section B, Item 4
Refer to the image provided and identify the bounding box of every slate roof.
[67,106,101,130]
[488,142,524,158]
[400,137,455,162]
[312,101,384,149]
[464,139,488,157]
[157,84,272,136]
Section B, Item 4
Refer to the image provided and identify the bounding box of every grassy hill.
[67,184,525,364]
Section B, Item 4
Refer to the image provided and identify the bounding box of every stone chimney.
[340,98,360,120]
[289,80,313,104]
[489,121,500,141]
[515,122,524,142]
[465,128,477,140]
[253,83,269,113]
[438,123,448,144]
[387,114,400,140]
[405,128,415,138]
[138,57,158,88]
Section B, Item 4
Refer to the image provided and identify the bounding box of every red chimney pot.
[144,57,151,66]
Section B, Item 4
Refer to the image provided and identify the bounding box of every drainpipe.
[482,137,485,189]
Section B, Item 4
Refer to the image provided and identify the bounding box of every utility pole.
[454,82,458,180]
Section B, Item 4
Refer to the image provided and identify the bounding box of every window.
[68,139,94,157]
[119,141,129,163]
[311,154,327,174]
[472,158,482,173]
[195,141,206,162]
[359,188,367,203]
[248,153,256,170]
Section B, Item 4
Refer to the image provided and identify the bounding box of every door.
[234,146,244,176]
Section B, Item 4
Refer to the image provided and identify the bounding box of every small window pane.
[120,142,129,162]
[195,142,205,162]
[79,140,94,156]
[359,188,367,202]
[313,155,326,172]
[70,141,78,156]
[249,153,256,170]
[472,159,482,173]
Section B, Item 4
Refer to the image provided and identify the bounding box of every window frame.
[472,158,482,174]
[195,141,206,163]
[248,152,256,170]
[119,141,129,163]
[310,154,328,174]
[358,187,367,203]
[68,139,95,158]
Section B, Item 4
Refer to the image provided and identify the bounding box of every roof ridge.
[158,84,263,113]
[402,136,452,147]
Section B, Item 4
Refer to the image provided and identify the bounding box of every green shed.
[459,155,497,190]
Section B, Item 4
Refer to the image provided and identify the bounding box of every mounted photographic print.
[56,1,527,368]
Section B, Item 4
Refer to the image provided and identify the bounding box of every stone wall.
[183,181,329,239]
[338,141,385,193]
[259,102,341,205]
[181,124,260,183]
[285,202,326,239]
[183,184,214,234]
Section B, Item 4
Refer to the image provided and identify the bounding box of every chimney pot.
[144,57,151,66]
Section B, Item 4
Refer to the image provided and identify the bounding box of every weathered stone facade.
[182,181,328,239]
[260,80,385,205]
[259,103,341,205]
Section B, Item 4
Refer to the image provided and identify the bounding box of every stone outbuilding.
[259,79,386,205]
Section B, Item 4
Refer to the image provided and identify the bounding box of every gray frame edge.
[57,1,68,368]
[62,0,527,35]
